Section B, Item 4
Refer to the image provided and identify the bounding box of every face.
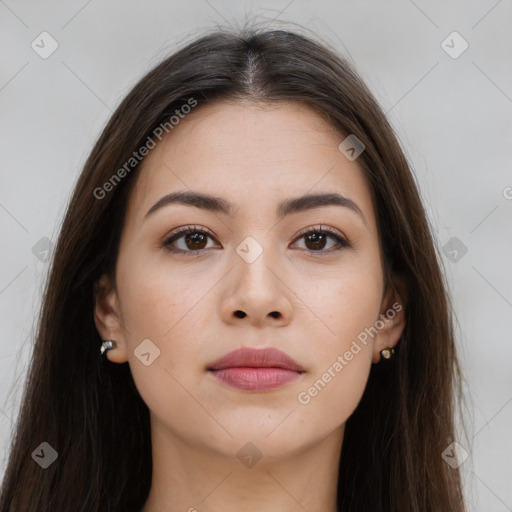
[94,99,405,463]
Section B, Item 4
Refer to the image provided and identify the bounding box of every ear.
[93,273,129,363]
[371,274,407,364]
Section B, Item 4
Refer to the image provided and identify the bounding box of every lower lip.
[209,367,302,391]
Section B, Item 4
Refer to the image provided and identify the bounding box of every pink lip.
[207,347,305,392]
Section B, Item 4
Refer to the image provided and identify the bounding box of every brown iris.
[185,232,208,250]
[304,232,328,251]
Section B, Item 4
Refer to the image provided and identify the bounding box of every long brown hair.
[0,25,468,511]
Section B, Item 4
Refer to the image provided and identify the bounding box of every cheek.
[291,252,381,427]
[116,265,212,433]
[292,349,372,448]
[115,252,218,402]
[293,250,383,353]
[291,293,378,441]
[116,249,216,339]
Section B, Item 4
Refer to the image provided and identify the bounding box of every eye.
[162,225,220,254]
[162,224,351,255]
[291,225,351,253]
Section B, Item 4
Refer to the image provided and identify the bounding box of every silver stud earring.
[100,340,116,355]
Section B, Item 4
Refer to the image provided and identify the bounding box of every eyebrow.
[144,190,367,225]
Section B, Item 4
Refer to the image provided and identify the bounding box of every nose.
[219,245,293,328]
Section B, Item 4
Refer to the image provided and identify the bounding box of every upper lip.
[207,347,305,372]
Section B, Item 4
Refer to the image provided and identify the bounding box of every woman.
[0,26,468,511]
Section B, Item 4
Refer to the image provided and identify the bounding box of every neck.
[141,416,344,512]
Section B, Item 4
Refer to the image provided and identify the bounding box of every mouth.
[207,347,305,392]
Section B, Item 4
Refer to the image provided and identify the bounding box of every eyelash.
[162,224,351,255]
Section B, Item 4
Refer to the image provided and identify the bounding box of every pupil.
[307,233,326,250]
[187,232,206,249]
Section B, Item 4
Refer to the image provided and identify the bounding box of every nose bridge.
[234,233,280,295]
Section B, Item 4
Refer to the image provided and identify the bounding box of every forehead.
[126,100,376,227]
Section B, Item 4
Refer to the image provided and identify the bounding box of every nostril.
[234,310,246,318]
[270,311,280,318]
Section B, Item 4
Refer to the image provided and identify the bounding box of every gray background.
[1,1,511,510]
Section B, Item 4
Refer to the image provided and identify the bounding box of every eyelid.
[293,224,347,242]
[164,224,216,239]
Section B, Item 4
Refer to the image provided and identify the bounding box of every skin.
[94,99,406,512]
